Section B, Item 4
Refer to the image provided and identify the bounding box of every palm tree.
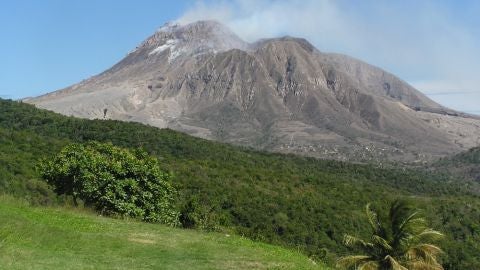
[337,200,444,270]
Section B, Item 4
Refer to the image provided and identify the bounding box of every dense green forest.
[434,146,480,186]
[1,98,479,269]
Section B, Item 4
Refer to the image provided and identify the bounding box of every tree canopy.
[39,141,179,225]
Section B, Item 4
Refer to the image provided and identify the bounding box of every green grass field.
[0,196,328,270]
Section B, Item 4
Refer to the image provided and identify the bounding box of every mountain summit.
[27,20,480,162]
[129,20,248,64]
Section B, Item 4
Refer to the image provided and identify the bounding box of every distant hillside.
[1,98,480,269]
[0,196,326,270]
[434,147,480,182]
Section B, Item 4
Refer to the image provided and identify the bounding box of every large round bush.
[39,142,178,225]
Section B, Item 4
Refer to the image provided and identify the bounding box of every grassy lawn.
[0,197,328,270]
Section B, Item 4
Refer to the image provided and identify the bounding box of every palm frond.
[358,260,380,270]
[371,235,393,251]
[344,234,374,250]
[406,259,444,270]
[406,244,443,268]
[390,200,411,226]
[397,211,423,233]
[409,244,443,256]
[336,255,372,269]
[390,200,426,236]
[366,204,382,234]
[412,229,444,243]
[384,255,408,270]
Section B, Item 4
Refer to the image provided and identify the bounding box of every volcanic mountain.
[26,20,480,162]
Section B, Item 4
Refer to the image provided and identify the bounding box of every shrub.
[39,142,179,225]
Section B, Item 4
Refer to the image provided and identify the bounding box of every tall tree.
[337,200,444,270]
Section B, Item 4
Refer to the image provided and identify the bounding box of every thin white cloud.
[177,0,355,48]
[177,0,480,112]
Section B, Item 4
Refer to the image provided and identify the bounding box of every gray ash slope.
[27,20,480,162]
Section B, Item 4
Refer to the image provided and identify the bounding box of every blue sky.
[0,0,192,98]
[1,0,479,113]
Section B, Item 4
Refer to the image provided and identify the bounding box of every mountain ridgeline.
[1,98,480,269]
[26,20,480,162]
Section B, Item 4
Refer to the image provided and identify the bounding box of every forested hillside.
[434,147,480,184]
[1,99,479,269]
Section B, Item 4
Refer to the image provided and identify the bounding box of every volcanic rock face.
[27,20,480,162]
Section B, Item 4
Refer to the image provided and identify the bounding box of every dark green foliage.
[38,142,179,225]
[434,147,480,183]
[338,200,444,269]
[445,147,480,165]
[1,98,480,269]
[179,196,221,231]
[0,124,64,204]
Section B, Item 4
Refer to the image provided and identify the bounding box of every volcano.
[26,20,480,162]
